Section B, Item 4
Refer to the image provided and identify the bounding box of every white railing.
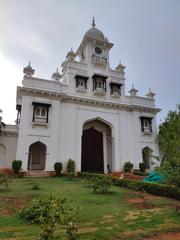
[92,55,107,66]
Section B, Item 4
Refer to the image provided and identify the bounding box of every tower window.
[140,117,153,133]
[92,74,107,92]
[75,75,88,89]
[110,83,121,95]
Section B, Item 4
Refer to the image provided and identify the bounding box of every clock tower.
[76,17,113,69]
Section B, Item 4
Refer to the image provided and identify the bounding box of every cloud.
[19,30,50,57]
[0,54,22,124]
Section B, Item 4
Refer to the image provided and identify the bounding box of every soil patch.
[78,227,98,234]
[145,232,180,240]
[0,196,30,216]
[127,197,154,209]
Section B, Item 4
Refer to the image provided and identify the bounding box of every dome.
[84,27,105,41]
[84,17,105,41]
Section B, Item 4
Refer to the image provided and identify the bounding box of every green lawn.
[0,177,179,240]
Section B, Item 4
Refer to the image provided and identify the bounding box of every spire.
[115,61,126,73]
[51,68,61,81]
[129,84,138,97]
[146,88,156,100]
[23,61,35,76]
[92,16,96,28]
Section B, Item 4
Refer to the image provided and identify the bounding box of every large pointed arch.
[82,117,114,137]
[81,117,113,173]
[28,141,46,170]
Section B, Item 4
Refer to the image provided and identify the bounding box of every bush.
[12,160,22,175]
[78,172,180,200]
[112,177,180,200]
[78,172,112,194]
[67,159,76,178]
[139,163,146,172]
[54,162,62,177]
[31,182,40,190]
[19,194,79,240]
[91,175,112,194]
[123,161,134,173]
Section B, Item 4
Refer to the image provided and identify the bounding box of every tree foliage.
[157,105,180,187]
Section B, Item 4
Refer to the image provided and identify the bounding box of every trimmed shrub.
[78,172,180,200]
[67,159,76,178]
[123,161,134,173]
[54,162,62,176]
[113,177,180,200]
[12,160,22,175]
[139,162,146,172]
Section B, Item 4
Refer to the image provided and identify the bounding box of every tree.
[157,105,180,188]
[0,109,5,135]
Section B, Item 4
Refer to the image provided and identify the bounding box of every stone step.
[25,170,52,177]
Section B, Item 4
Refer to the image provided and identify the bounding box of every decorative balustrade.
[92,55,107,66]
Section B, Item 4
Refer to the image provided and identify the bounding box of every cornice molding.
[1,131,18,137]
[17,87,161,114]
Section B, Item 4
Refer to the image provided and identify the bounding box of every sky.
[0,0,180,125]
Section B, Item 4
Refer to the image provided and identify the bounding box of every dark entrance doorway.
[28,141,46,170]
[81,128,104,173]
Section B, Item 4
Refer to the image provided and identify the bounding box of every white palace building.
[0,19,160,173]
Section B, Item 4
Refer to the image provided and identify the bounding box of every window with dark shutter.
[32,102,51,124]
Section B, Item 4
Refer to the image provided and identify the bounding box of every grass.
[0,177,180,240]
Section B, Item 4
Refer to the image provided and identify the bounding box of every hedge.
[78,172,180,200]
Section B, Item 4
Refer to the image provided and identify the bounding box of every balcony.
[111,92,120,98]
[76,85,87,93]
[93,87,106,96]
[142,127,152,135]
[92,55,107,67]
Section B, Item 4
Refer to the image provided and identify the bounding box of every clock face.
[95,47,101,54]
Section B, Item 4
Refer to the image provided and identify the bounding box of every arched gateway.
[28,141,46,170]
[81,119,113,173]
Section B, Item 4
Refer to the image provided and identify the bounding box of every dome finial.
[92,16,96,28]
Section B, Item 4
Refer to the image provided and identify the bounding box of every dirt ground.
[145,232,180,240]
[0,196,30,215]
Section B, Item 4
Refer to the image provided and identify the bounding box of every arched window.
[32,102,51,124]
